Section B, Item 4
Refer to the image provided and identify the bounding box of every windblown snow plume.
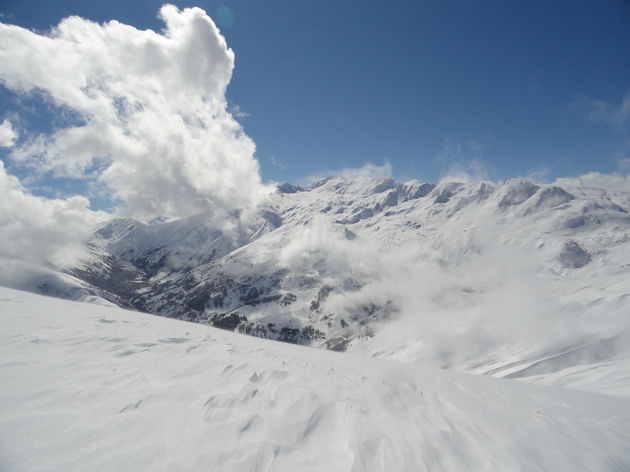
[0,5,266,219]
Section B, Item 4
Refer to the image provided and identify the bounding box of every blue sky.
[1,0,630,187]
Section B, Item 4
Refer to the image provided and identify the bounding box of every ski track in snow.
[1,288,630,471]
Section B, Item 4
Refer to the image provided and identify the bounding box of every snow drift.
[1,287,629,471]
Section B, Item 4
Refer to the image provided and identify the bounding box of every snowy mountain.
[2,287,629,471]
[38,174,627,394]
[3,175,630,470]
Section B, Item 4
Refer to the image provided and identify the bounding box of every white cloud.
[0,119,17,147]
[0,5,268,220]
[554,171,630,191]
[337,161,392,179]
[0,161,106,285]
[522,165,551,184]
[618,157,630,173]
[435,138,484,163]
[269,155,286,170]
[574,90,630,129]
[272,213,599,370]
[299,161,392,186]
[230,104,250,119]
[0,5,273,292]
[438,159,490,184]
[435,138,490,183]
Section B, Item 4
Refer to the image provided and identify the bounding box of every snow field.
[1,288,630,471]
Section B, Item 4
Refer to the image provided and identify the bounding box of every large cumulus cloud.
[0,4,266,220]
[0,5,269,291]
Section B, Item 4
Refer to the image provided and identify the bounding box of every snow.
[2,287,630,471]
[7,175,628,407]
[70,177,630,353]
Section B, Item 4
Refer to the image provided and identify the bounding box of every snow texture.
[1,287,630,471]
[50,175,630,389]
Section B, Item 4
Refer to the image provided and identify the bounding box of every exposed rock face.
[559,240,591,268]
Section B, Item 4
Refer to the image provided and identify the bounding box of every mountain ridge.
[39,175,622,375]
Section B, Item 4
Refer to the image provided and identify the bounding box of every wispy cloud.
[554,171,630,190]
[435,138,485,164]
[523,165,551,184]
[435,139,490,183]
[0,119,17,147]
[438,159,490,184]
[572,89,630,174]
[298,160,392,186]
[269,155,286,171]
[618,157,630,173]
[230,104,250,119]
[573,89,630,130]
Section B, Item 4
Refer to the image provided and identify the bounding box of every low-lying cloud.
[275,199,630,372]
[0,161,106,287]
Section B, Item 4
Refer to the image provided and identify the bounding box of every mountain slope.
[60,176,630,388]
[1,287,629,471]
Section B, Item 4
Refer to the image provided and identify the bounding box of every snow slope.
[56,175,630,396]
[2,287,630,471]
[69,177,630,349]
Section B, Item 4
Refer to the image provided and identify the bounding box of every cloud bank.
[278,211,629,371]
[0,161,106,288]
[0,4,266,220]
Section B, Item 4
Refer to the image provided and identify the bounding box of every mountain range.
[4,174,630,470]
[13,174,624,391]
